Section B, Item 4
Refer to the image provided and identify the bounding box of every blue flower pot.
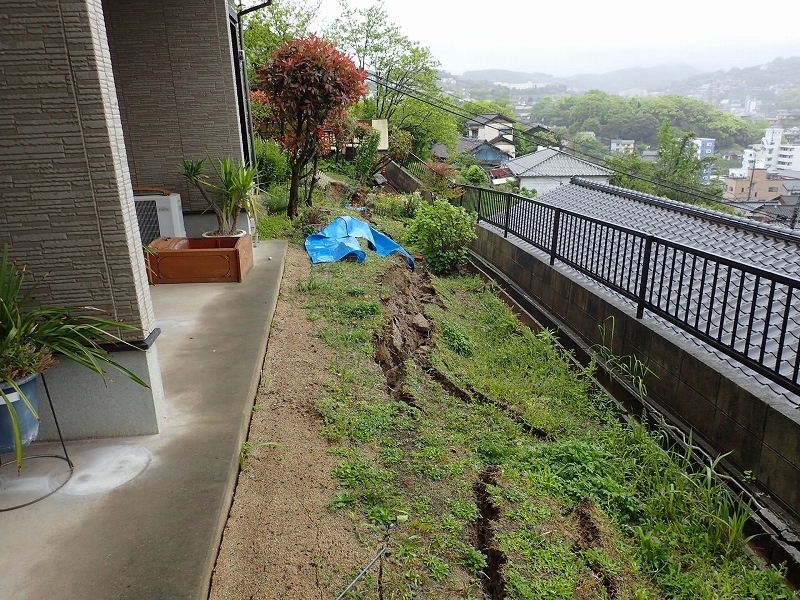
[0,373,41,454]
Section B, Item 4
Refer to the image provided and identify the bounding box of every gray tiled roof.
[500,178,800,406]
[505,148,612,178]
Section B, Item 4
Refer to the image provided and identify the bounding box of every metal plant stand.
[0,373,73,511]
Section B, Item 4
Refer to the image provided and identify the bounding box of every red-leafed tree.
[257,35,367,218]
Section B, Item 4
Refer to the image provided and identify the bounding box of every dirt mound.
[324,180,350,203]
[374,262,438,402]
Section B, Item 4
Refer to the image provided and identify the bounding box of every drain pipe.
[236,1,272,174]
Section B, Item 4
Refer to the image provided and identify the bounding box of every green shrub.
[459,164,489,186]
[371,191,421,218]
[264,182,289,214]
[255,138,289,188]
[354,129,381,183]
[407,199,477,275]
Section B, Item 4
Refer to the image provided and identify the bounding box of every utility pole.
[746,161,756,202]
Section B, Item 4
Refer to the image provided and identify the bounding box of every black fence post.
[504,192,512,238]
[550,209,561,265]
[476,188,483,221]
[637,236,654,319]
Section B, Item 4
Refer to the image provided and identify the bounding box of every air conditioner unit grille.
[135,199,161,245]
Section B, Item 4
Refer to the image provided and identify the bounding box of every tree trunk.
[288,164,301,219]
[304,154,320,207]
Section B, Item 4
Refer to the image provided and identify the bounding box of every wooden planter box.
[146,235,253,284]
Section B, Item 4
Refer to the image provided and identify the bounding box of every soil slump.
[374,262,438,404]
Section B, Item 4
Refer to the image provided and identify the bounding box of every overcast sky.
[310,0,800,76]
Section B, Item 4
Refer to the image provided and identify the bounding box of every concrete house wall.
[0,0,245,440]
[104,0,243,211]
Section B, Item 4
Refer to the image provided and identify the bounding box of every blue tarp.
[305,216,415,270]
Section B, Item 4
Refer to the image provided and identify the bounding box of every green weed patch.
[293,227,793,599]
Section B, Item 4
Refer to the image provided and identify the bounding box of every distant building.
[641,150,658,162]
[692,137,716,182]
[610,139,635,153]
[776,145,800,172]
[743,127,783,172]
[457,137,515,167]
[723,168,800,202]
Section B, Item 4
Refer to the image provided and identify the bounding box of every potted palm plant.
[0,245,148,469]
[179,157,261,237]
[143,157,260,284]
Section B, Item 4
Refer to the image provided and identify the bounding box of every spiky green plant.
[180,157,261,236]
[0,245,148,469]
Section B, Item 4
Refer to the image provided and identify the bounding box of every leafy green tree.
[605,152,656,194]
[605,122,724,205]
[777,89,800,110]
[242,0,320,81]
[390,95,459,157]
[257,36,367,218]
[354,129,381,183]
[529,91,760,149]
[569,133,608,160]
[327,1,440,121]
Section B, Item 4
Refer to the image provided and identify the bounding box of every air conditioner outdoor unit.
[134,193,186,245]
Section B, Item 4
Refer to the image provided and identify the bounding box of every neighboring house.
[504,148,612,195]
[465,113,515,142]
[610,139,635,153]
[457,137,515,167]
[0,0,250,439]
[490,166,514,185]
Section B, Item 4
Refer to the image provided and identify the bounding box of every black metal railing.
[455,184,800,396]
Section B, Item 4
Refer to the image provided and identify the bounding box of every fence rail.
[453,184,800,397]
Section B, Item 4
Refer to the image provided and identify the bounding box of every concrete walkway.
[0,241,287,600]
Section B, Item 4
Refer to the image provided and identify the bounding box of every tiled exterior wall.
[474,225,800,523]
[103,0,243,210]
[0,0,154,335]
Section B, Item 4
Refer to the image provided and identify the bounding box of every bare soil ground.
[209,247,372,600]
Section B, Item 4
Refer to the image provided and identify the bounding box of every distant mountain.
[461,69,557,84]
[666,56,800,101]
[564,63,705,93]
[459,64,706,94]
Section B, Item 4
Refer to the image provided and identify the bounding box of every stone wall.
[473,224,800,523]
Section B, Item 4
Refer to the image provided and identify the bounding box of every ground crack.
[472,466,507,600]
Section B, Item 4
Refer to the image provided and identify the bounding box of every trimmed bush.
[407,199,477,275]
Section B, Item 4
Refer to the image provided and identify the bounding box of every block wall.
[474,225,800,523]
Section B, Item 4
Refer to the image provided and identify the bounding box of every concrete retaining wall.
[473,224,800,522]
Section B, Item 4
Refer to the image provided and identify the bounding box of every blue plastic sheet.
[305,216,415,270]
